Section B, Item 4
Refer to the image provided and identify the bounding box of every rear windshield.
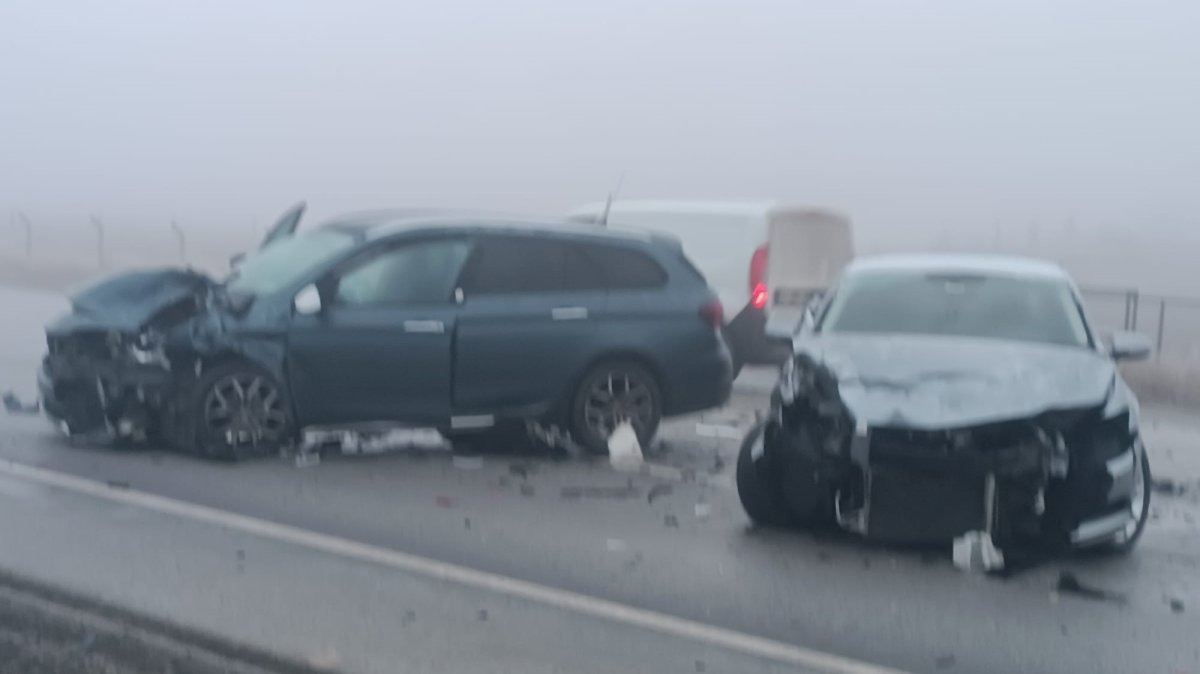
[819,270,1091,348]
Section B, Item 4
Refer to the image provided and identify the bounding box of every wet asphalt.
[0,286,1198,674]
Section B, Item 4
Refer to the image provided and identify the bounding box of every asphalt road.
[0,286,1198,674]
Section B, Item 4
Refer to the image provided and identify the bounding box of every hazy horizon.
[3,1,1199,290]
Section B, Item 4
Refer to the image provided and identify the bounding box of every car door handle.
[403,320,445,334]
[551,307,588,321]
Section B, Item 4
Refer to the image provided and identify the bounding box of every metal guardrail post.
[1122,292,1132,330]
[1130,291,1140,331]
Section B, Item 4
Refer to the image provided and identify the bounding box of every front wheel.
[1103,447,1152,554]
[194,362,293,461]
[736,422,795,527]
[569,361,662,455]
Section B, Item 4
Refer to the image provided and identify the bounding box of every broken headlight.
[128,330,169,367]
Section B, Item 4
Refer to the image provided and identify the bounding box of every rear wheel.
[736,422,795,526]
[569,361,662,455]
[194,362,292,461]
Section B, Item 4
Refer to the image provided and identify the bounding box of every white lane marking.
[0,460,912,674]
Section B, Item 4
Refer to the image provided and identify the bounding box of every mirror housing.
[1110,332,1151,361]
[294,284,323,316]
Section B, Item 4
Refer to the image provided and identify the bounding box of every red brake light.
[749,244,768,290]
[699,299,724,328]
[751,282,768,309]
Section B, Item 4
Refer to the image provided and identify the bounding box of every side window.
[458,237,606,295]
[335,238,472,306]
[581,243,668,289]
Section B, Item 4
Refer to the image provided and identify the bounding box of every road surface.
[0,285,1197,674]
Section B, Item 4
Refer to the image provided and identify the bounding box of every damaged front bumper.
[39,353,175,439]
[760,387,1145,552]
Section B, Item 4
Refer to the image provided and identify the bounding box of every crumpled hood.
[793,334,1115,429]
[47,268,216,334]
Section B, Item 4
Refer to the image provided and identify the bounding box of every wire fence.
[1079,287,1200,362]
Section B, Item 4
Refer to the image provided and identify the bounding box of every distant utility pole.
[18,211,32,257]
[89,214,105,267]
[171,218,187,263]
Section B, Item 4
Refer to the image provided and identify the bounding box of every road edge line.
[0,459,912,674]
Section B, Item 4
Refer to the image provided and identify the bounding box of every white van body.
[567,200,854,368]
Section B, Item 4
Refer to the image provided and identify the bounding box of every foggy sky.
[2,1,1199,252]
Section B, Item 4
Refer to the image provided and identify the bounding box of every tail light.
[749,244,768,309]
[699,299,724,328]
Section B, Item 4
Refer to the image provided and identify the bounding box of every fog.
[2,1,1198,290]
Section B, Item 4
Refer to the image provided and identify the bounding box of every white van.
[567,200,854,373]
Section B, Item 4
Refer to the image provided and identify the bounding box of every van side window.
[579,243,668,289]
[458,237,605,295]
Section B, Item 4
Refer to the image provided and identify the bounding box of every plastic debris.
[294,451,321,468]
[694,502,711,520]
[608,422,643,471]
[695,423,742,440]
[2,391,40,414]
[452,455,483,470]
[952,531,1005,573]
[647,483,673,504]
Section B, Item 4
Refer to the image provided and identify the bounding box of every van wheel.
[736,422,795,526]
[194,362,292,461]
[570,361,662,455]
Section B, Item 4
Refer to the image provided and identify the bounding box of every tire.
[193,361,293,461]
[1102,447,1152,554]
[569,360,662,455]
[736,421,796,527]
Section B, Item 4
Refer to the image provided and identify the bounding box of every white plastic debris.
[694,502,712,520]
[952,531,1005,573]
[607,422,644,472]
[452,455,483,470]
[695,423,743,440]
[294,451,321,468]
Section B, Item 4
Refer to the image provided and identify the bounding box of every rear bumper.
[662,347,733,417]
[39,354,175,436]
[724,305,790,365]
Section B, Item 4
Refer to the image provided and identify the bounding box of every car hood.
[47,268,216,334]
[792,334,1116,429]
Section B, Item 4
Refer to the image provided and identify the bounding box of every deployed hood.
[793,334,1115,429]
[48,268,216,334]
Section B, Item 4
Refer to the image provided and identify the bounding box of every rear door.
[287,236,473,426]
[452,235,607,418]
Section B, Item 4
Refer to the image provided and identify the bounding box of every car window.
[458,237,605,295]
[225,229,356,296]
[820,271,1091,347]
[335,238,473,306]
[578,243,668,289]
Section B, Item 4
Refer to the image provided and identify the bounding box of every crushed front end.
[38,269,215,442]
[758,345,1146,560]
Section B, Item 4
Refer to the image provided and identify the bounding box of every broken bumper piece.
[39,354,174,438]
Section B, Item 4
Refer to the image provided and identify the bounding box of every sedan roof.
[846,254,1071,281]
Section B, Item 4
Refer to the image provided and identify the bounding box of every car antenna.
[597,172,624,227]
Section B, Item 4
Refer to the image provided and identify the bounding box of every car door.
[286,236,473,426]
[452,235,607,417]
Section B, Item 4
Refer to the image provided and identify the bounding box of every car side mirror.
[294,284,323,316]
[1110,332,1151,361]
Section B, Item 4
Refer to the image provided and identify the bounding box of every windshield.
[225,229,356,296]
[820,270,1091,348]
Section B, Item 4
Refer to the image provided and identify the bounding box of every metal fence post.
[1156,299,1166,360]
[1130,291,1140,331]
